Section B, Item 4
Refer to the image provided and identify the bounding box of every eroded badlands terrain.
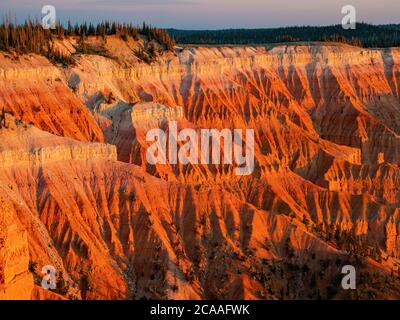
[0,37,400,299]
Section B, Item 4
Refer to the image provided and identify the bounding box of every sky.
[0,0,399,29]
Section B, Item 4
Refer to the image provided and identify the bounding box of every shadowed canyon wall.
[1,41,400,299]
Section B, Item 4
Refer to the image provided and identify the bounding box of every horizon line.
[2,16,400,31]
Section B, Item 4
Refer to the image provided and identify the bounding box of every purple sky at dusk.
[0,0,399,29]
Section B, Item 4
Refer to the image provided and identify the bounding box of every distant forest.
[169,23,400,48]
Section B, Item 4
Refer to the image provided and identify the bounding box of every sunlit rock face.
[0,53,104,143]
[1,42,400,299]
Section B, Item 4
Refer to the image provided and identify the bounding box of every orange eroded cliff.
[1,43,400,299]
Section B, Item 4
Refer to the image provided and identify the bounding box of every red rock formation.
[1,43,400,300]
[0,53,104,142]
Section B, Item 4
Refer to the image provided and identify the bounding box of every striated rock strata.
[1,42,400,299]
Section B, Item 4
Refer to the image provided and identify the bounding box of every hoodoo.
[145,121,255,175]
[0,18,400,300]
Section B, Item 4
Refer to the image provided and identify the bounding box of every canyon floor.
[0,37,400,299]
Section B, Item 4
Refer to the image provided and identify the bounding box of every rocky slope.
[0,52,104,142]
[1,41,400,299]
